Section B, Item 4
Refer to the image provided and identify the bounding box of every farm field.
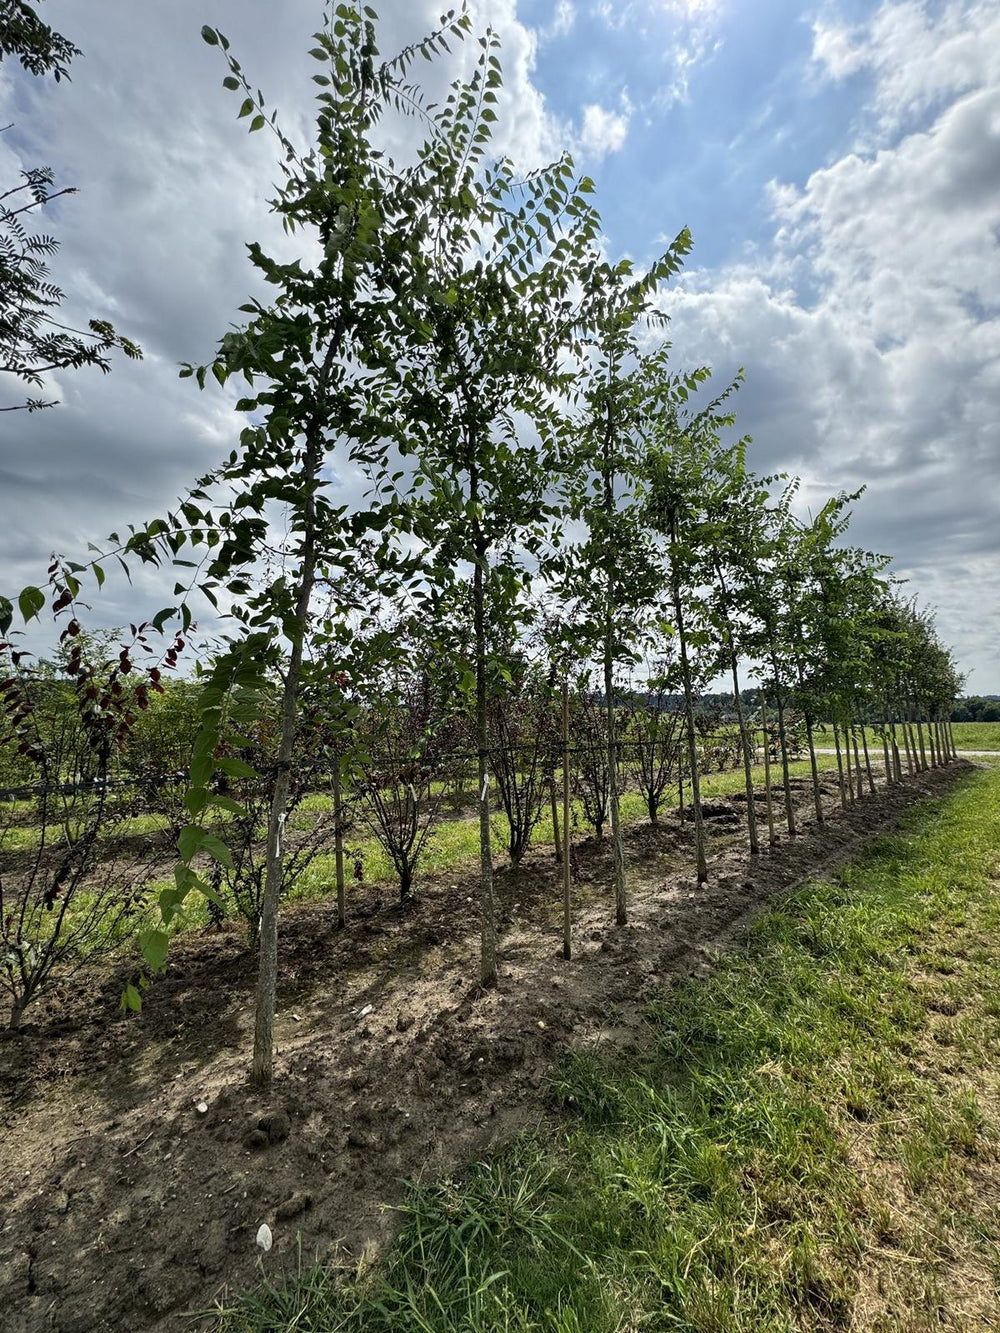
[0,758,992,1331]
[215,759,1000,1330]
[807,722,1000,755]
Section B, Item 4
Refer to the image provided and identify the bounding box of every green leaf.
[0,596,12,634]
[184,786,210,817]
[201,25,219,45]
[249,114,266,132]
[222,75,240,90]
[18,586,45,623]
[121,984,143,1013]
[178,823,205,862]
[216,755,257,778]
[208,794,246,816]
[140,928,170,972]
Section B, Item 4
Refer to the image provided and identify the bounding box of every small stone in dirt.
[743,881,755,891]
[258,1109,291,1145]
[350,1071,371,1091]
[196,1101,209,1114]
[243,1128,269,1152]
[347,1130,374,1150]
[356,1003,374,1019]
[396,1011,415,1032]
[275,1191,313,1221]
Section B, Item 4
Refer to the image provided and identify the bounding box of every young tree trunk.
[604,635,627,925]
[833,720,848,811]
[251,440,320,1091]
[804,710,824,827]
[760,698,776,846]
[901,712,915,775]
[732,661,760,852]
[333,763,346,929]
[549,770,562,865]
[850,723,864,799]
[670,524,707,883]
[889,717,902,782]
[602,407,627,926]
[713,558,758,854]
[880,722,893,790]
[913,704,928,772]
[471,463,497,989]
[562,680,572,961]
[860,724,877,796]
[926,713,938,768]
[775,692,796,835]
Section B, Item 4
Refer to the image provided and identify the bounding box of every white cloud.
[658,0,1000,687]
[578,101,631,158]
[544,0,577,40]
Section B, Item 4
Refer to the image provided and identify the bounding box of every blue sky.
[1,0,998,688]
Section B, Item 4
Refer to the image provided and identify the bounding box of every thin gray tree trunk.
[604,637,627,925]
[760,698,776,846]
[251,440,320,1090]
[471,463,497,989]
[602,406,627,926]
[333,763,346,929]
[860,724,876,796]
[833,720,848,810]
[670,524,707,883]
[562,680,571,961]
[880,722,892,789]
[804,711,824,826]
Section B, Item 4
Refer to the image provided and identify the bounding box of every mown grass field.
[211,762,1000,1332]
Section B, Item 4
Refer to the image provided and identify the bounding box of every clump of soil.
[0,765,969,1332]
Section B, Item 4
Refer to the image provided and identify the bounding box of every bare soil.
[0,763,973,1333]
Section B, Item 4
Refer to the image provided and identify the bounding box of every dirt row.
[0,762,974,1333]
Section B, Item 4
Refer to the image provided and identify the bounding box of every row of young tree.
[0,5,963,1083]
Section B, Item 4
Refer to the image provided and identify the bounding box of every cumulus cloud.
[659,0,1000,687]
[577,100,631,158]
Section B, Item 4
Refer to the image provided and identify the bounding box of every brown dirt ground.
[0,763,975,1333]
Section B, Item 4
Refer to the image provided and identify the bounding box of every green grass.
[949,721,1000,750]
[808,722,1000,754]
[209,763,1000,1332]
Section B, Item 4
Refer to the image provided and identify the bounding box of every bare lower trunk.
[251,445,320,1091]
[914,705,928,772]
[880,723,892,790]
[805,712,824,826]
[860,725,876,796]
[833,722,848,810]
[906,714,922,778]
[850,723,864,798]
[333,765,346,929]
[889,718,903,783]
[734,668,759,853]
[549,772,562,865]
[604,632,626,925]
[472,481,497,990]
[760,698,776,846]
[670,536,706,884]
[562,680,571,962]
[775,696,796,835]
